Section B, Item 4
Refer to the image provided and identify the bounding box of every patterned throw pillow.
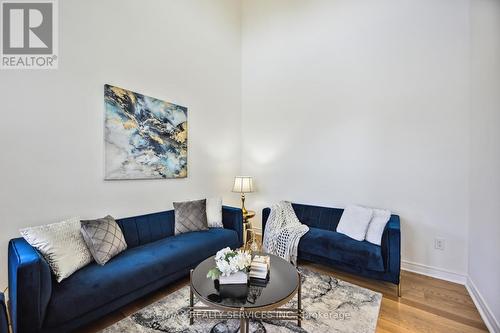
[174,199,209,235]
[20,217,94,282]
[80,215,127,265]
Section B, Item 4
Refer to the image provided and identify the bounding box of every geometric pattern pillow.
[20,217,94,282]
[173,199,208,235]
[80,215,127,265]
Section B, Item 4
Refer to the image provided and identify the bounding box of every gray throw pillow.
[174,199,209,235]
[80,215,127,265]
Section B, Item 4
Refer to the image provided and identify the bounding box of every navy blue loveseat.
[263,203,401,288]
[8,206,243,333]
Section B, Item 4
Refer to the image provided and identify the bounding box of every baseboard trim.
[401,260,467,285]
[465,277,500,333]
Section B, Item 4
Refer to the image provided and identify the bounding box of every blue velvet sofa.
[8,206,243,333]
[262,203,401,287]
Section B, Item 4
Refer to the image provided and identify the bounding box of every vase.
[219,270,248,285]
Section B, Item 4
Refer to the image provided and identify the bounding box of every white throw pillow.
[365,209,391,246]
[20,217,93,282]
[206,197,223,228]
[336,205,373,241]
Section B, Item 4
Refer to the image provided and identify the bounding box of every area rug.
[101,268,382,333]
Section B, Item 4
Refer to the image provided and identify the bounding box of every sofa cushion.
[298,227,384,272]
[44,228,239,327]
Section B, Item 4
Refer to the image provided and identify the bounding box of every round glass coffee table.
[189,253,302,333]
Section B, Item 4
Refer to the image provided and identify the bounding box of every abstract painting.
[104,84,187,180]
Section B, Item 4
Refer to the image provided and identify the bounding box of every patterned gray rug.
[101,268,381,333]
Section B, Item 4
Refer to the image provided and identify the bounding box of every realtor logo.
[1,0,58,69]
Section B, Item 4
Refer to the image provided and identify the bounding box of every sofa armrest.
[262,208,271,239]
[8,238,52,333]
[222,206,244,247]
[381,215,401,284]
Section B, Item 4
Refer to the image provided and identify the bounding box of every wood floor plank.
[380,298,486,333]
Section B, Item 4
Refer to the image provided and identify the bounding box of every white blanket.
[262,201,309,265]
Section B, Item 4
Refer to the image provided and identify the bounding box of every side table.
[242,210,255,249]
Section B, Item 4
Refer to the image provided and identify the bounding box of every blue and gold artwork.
[104,84,187,179]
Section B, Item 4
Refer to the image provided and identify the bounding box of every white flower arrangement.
[207,247,252,280]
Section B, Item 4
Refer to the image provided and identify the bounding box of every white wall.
[241,0,471,275]
[469,0,500,329]
[0,0,242,289]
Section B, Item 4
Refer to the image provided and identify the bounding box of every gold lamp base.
[240,193,248,216]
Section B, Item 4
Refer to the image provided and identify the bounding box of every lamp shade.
[232,176,254,193]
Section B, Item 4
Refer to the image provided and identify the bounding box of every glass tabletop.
[191,253,299,309]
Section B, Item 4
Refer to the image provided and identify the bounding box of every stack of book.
[249,255,270,286]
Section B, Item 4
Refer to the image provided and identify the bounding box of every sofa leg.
[189,269,194,325]
[397,283,401,297]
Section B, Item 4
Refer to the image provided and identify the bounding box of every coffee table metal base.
[189,270,303,333]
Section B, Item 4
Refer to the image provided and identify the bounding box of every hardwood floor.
[77,262,488,333]
[301,262,488,333]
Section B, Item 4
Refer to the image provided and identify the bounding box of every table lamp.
[232,176,254,216]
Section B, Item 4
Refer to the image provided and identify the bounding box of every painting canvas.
[104,84,187,179]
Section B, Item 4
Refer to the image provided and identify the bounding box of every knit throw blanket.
[262,201,310,265]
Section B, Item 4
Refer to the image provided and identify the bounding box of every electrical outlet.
[434,238,445,251]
